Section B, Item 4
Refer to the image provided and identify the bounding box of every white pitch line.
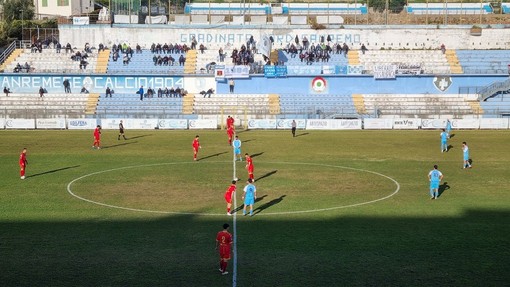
[232,149,238,287]
[66,161,400,216]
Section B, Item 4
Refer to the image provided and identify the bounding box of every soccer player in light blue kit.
[232,136,242,162]
[428,164,443,199]
[445,119,452,137]
[242,178,257,216]
[440,129,449,153]
[462,141,472,169]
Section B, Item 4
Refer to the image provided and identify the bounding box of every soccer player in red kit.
[226,115,234,131]
[216,223,233,275]
[19,148,28,179]
[226,125,234,146]
[245,153,254,181]
[192,135,201,161]
[92,125,101,149]
[225,180,237,215]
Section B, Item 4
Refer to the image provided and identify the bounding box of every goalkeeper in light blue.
[440,129,449,153]
[428,165,443,199]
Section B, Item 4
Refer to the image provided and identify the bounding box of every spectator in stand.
[65,43,72,53]
[199,44,206,54]
[98,43,105,52]
[84,43,92,53]
[229,79,235,93]
[440,44,446,54]
[23,62,31,72]
[38,87,45,98]
[147,87,154,98]
[179,55,186,66]
[219,48,225,62]
[123,54,129,65]
[56,42,62,53]
[342,43,349,57]
[80,86,89,94]
[157,88,163,98]
[63,79,71,93]
[136,44,142,53]
[79,59,88,69]
[361,43,367,55]
[4,86,11,97]
[169,87,175,97]
[191,36,197,50]
[105,87,113,97]
[137,86,144,101]
[112,50,119,62]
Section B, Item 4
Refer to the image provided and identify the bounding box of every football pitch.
[0,129,508,286]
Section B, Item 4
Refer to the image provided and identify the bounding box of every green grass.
[0,129,509,286]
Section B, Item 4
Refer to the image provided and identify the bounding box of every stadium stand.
[361,94,476,118]
[95,93,184,118]
[279,94,358,118]
[357,50,450,75]
[480,93,510,117]
[107,49,186,75]
[455,50,510,74]
[192,94,271,115]
[0,93,90,119]
[405,3,493,14]
[503,3,510,13]
[5,48,97,74]
[184,3,367,15]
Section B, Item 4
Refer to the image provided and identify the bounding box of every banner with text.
[421,119,448,130]
[479,118,509,129]
[189,119,218,129]
[67,118,98,130]
[373,65,397,79]
[5,119,35,129]
[101,119,158,129]
[276,119,306,129]
[158,119,188,129]
[392,118,421,129]
[306,119,362,130]
[247,119,277,129]
[0,75,184,94]
[36,119,66,129]
[452,119,480,129]
[363,118,394,129]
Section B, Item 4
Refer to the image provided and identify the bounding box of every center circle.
[66,161,400,216]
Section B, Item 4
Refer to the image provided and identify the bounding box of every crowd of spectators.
[281,41,351,65]
[13,62,31,73]
[150,43,190,54]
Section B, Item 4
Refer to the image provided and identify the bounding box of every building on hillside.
[34,0,95,18]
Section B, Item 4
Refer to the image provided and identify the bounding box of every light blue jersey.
[440,131,449,152]
[429,169,442,189]
[243,184,256,205]
[463,145,469,161]
[233,139,241,155]
[445,120,452,133]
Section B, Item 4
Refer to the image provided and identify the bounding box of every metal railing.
[478,78,510,101]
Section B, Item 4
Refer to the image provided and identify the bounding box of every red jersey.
[227,126,234,136]
[224,184,236,203]
[246,156,253,167]
[19,152,27,165]
[216,230,233,260]
[227,117,234,129]
[192,138,200,149]
[94,127,101,139]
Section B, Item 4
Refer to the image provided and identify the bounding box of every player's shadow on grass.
[243,139,254,143]
[447,144,454,151]
[127,134,152,140]
[256,170,277,182]
[295,132,310,137]
[27,165,80,178]
[198,151,228,161]
[438,182,450,198]
[253,195,286,215]
[449,133,455,139]
[231,195,267,214]
[251,152,264,158]
[102,141,138,149]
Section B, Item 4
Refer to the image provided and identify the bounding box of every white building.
[34,0,95,18]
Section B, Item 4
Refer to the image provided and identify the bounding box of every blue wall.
[216,75,508,94]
